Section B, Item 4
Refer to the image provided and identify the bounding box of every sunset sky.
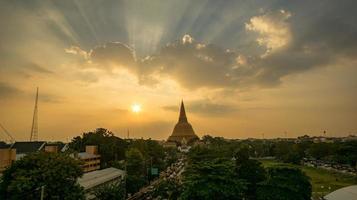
[1,0,356,141]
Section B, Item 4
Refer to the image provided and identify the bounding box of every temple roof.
[167,101,199,143]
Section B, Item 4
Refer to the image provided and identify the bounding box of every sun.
[131,103,142,113]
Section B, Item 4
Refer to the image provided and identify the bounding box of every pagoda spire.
[179,100,188,123]
[167,100,199,143]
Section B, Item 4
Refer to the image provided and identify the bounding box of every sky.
[0,0,357,142]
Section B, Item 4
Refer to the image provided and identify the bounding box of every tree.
[187,146,231,163]
[125,148,146,194]
[152,178,182,200]
[0,152,84,200]
[126,175,147,196]
[201,135,227,146]
[129,139,166,173]
[307,143,331,160]
[235,147,266,199]
[333,141,357,167]
[69,128,128,168]
[236,159,266,199]
[93,181,125,200]
[256,166,311,200]
[235,146,250,163]
[274,142,302,164]
[180,158,246,200]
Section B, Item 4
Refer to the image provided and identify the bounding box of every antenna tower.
[30,87,39,141]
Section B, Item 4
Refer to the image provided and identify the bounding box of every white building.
[78,167,125,200]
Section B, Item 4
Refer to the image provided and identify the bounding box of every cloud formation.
[25,63,53,74]
[0,82,22,99]
[90,42,136,71]
[246,10,292,56]
[65,4,357,91]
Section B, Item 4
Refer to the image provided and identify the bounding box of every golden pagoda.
[167,101,199,144]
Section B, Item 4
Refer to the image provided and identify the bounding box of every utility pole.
[40,185,45,200]
[124,160,127,199]
[149,157,153,184]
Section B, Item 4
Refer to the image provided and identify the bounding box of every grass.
[259,159,357,199]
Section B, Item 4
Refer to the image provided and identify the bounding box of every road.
[127,157,185,200]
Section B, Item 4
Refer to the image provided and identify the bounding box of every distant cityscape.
[1,100,357,200]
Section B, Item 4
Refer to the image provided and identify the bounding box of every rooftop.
[11,141,46,154]
[78,167,125,190]
[45,142,69,152]
[0,141,11,149]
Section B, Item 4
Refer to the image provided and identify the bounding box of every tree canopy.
[69,128,127,168]
[181,158,246,200]
[93,181,125,200]
[0,152,84,200]
[257,166,311,200]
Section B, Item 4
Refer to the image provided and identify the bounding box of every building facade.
[77,145,101,173]
[0,147,16,173]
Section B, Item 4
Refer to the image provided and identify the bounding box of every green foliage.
[153,178,182,199]
[181,158,246,200]
[234,147,266,199]
[126,175,147,195]
[248,140,275,157]
[236,159,266,199]
[260,159,357,199]
[93,181,125,200]
[187,145,234,164]
[257,166,311,200]
[129,139,166,172]
[69,128,128,168]
[125,148,147,194]
[333,141,357,167]
[274,142,303,164]
[307,143,332,160]
[201,135,227,146]
[235,146,250,163]
[126,148,145,176]
[238,159,266,182]
[70,129,169,195]
[0,152,84,200]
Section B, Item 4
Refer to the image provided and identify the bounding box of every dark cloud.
[90,42,136,72]
[163,99,237,116]
[26,63,53,74]
[140,38,240,89]
[39,93,63,103]
[0,82,22,99]
[0,82,63,103]
[64,1,357,90]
